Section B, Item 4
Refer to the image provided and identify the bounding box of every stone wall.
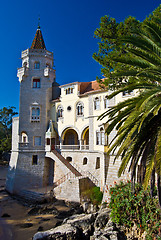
[54,177,95,202]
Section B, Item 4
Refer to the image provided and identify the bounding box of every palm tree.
[99,16,161,206]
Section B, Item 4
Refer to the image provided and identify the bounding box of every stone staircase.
[71,162,99,186]
[46,149,100,202]
[52,161,99,189]
[52,149,82,177]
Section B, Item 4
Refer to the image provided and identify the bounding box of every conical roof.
[31,26,46,49]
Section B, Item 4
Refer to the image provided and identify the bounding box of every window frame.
[96,157,100,169]
[21,132,28,143]
[32,78,40,88]
[32,155,38,165]
[65,87,73,95]
[83,157,88,165]
[94,97,101,110]
[34,61,40,69]
[76,102,84,116]
[104,96,108,109]
[96,128,105,145]
[33,136,41,146]
[57,105,63,118]
[31,106,41,122]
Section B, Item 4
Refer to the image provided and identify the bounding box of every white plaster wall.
[11,117,19,151]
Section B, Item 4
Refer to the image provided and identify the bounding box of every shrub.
[109,181,161,239]
[82,186,103,205]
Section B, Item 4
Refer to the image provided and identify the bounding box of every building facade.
[6,27,132,202]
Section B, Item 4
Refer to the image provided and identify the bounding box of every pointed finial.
[38,15,40,29]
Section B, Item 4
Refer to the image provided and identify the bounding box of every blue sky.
[0,0,160,111]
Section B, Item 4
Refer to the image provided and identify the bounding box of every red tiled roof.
[31,27,46,49]
[80,81,104,94]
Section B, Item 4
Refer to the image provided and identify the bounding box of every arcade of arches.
[61,127,89,150]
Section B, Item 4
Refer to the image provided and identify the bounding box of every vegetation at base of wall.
[82,187,103,205]
[109,181,161,239]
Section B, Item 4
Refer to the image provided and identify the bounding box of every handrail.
[54,145,89,150]
[71,162,99,186]
[53,171,76,188]
[51,149,82,177]
[51,150,99,188]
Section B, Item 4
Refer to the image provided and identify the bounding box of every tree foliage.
[93,4,161,206]
[0,107,17,156]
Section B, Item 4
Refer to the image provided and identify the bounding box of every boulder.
[94,208,111,230]
[33,223,81,240]
[63,213,97,239]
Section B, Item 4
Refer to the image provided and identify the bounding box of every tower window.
[32,155,38,165]
[21,132,28,143]
[34,136,41,146]
[33,78,40,88]
[31,106,40,122]
[34,61,40,69]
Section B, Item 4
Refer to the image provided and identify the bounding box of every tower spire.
[38,15,40,29]
[30,20,46,49]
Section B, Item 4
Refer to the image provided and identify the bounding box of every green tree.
[94,5,161,206]
[0,107,17,157]
[93,15,140,85]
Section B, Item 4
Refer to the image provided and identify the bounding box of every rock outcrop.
[33,207,126,240]
[33,223,81,240]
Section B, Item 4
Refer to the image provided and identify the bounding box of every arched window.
[76,102,84,116]
[65,87,73,94]
[83,157,88,165]
[21,132,28,143]
[96,127,105,145]
[31,106,40,122]
[94,97,100,110]
[34,61,40,69]
[57,105,63,118]
[104,96,108,109]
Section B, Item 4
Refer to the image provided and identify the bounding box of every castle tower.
[6,26,56,193]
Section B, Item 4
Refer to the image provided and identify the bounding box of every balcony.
[54,145,89,151]
[81,145,89,150]
[19,142,29,149]
[31,116,40,122]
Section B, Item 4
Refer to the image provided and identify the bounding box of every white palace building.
[6,26,132,202]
